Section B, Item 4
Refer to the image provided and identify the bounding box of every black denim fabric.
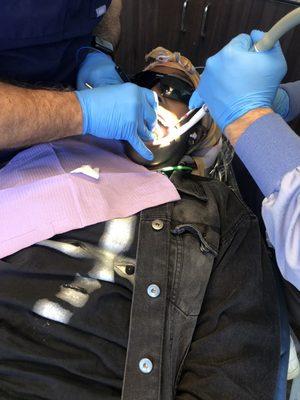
[284,279,300,340]
[122,172,281,400]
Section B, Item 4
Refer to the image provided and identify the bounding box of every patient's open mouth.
[150,106,181,145]
[157,105,178,128]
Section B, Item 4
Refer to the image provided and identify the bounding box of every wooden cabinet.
[199,0,300,82]
[115,0,207,74]
[116,0,300,83]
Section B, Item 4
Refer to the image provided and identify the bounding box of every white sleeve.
[262,167,300,291]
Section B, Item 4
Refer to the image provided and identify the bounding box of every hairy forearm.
[93,0,123,48]
[0,83,82,149]
[225,108,273,146]
[227,107,300,196]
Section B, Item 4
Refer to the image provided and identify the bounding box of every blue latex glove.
[76,82,158,160]
[77,51,123,90]
[189,30,287,131]
[272,87,290,120]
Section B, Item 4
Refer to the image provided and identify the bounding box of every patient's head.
[125,47,220,170]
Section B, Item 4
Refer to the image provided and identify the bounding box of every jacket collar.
[170,171,208,201]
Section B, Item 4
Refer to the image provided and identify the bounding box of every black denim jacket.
[121,172,281,400]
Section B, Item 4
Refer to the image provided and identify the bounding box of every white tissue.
[70,165,100,180]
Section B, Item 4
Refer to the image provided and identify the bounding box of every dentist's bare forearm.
[0,83,82,149]
[93,0,123,48]
[225,108,273,146]
[225,107,300,197]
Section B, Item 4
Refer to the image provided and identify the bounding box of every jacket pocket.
[170,224,216,316]
[172,224,218,256]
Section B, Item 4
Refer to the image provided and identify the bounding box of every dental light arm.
[254,7,300,52]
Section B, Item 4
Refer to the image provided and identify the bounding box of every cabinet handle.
[181,0,189,32]
[200,4,210,38]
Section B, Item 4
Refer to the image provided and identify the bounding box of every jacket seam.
[170,235,183,304]
[169,299,199,318]
[221,213,253,247]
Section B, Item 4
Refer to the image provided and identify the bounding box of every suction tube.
[254,7,300,52]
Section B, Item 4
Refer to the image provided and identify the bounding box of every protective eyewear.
[131,71,194,105]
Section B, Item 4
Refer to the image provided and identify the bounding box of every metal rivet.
[139,358,153,374]
[147,284,160,298]
[152,219,164,231]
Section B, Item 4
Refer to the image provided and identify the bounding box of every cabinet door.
[246,0,300,82]
[198,0,300,81]
[176,0,209,68]
[115,0,182,75]
[187,0,255,66]
[117,0,300,82]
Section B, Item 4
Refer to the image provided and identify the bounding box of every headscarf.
[144,47,200,88]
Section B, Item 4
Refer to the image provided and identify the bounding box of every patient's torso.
[0,215,138,399]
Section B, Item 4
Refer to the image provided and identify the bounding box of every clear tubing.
[255,7,300,52]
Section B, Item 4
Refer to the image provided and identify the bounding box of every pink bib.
[0,136,180,258]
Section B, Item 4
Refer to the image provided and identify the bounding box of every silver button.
[139,358,153,374]
[152,219,164,231]
[147,284,160,298]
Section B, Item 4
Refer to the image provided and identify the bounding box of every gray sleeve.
[281,80,300,121]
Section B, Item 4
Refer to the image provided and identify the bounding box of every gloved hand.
[272,87,290,120]
[189,30,287,132]
[77,51,123,90]
[76,82,158,160]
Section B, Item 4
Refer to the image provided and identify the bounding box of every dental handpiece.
[254,7,300,52]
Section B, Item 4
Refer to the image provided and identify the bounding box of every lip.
[147,125,183,151]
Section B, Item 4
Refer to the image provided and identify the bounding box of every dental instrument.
[254,7,300,52]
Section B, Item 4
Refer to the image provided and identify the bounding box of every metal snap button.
[139,358,153,374]
[147,284,161,298]
[152,219,164,231]
[125,265,135,275]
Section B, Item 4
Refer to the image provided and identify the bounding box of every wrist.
[75,90,88,134]
[225,108,273,146]
[87,49,114,64]
[33,89,83,138]
[92,36,114,59]
[62,92,83,135]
